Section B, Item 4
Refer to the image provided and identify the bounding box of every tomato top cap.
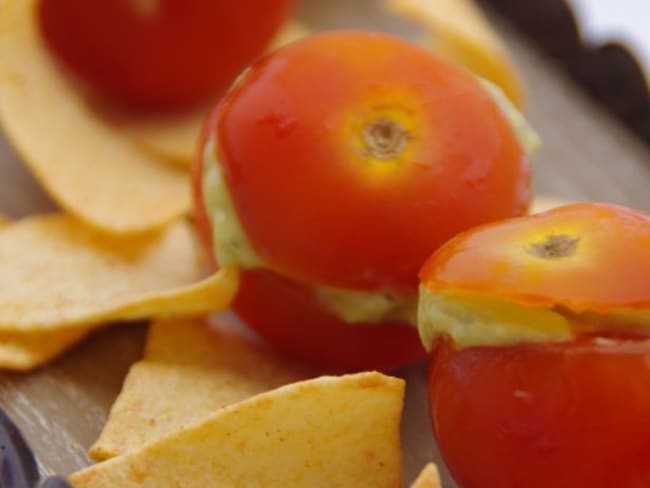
[420,202,650,312]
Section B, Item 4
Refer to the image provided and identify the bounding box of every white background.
[570,0,650,76]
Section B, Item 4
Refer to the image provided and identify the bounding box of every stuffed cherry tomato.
[38,0,293,109]
[419,203,650,487]
[194,31,533,371]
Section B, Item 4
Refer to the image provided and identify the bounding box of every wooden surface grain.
[0,1,649,487]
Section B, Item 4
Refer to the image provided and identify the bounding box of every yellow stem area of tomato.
[526,234,580,259]
[129,0,160,17]
[342,96,426,183]
[515,225,591,267]
[362,117,409,161]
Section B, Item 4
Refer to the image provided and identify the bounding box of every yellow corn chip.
[530,194,572,214]
[0,327,90,371]
[0,0,191,234]
[0,214,238,332]
[72,372,404,488]
[100,106,207,170]
[90,317,309,460]
[385,0,525,107]
[114,19,311,168]
[0,215,8,227]
[410,463,442,488]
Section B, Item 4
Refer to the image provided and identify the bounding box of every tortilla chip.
[385,0,525,107]
[90,317,310,460]
[72,372,404,488]
[530,194,572,214]
[410,463,442,488]
[0,327,90,371]
[0,215,8,227]
[103,108,207,170]
[0,214,238,332]
[0,0,191,234]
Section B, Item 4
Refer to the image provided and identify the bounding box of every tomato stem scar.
[130,0,160,17]
[363,118,408,160]
[527,234,580,259]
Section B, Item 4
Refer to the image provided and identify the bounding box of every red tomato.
[214,31,530,291]
[234,269,425,372]
[429,337,650,488]
[38,0,294,109]
[418,203,650,487]
[194,31,531,371]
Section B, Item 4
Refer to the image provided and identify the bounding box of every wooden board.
[0,1,649,486]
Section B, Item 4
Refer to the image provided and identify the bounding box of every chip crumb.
[410,463,442,488]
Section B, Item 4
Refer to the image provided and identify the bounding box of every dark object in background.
[0,409,72,488]
[483,0,650,144]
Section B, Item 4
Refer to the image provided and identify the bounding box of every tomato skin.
[192,107,218,266]
[216,31,530,291]
[429,338,650,488]
[193,146,424,371]
[420,203,650,313]
[232,269,425,372]
[38,0,293,109]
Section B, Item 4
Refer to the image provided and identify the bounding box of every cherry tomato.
[38,0,294,109]
[194,31,531,371]
[214,31,530,291]
[419,203,650,487]
[429,337,650,488]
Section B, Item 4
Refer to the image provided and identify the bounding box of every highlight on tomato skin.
[38,0,294,110]
[194,30,534,371]
[418,203,650,488]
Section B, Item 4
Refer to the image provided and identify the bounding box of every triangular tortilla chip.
[0,0,191,234]
[90,317,310,460]
[0,214,8,227]
[385,0,525,107]
[0,215,238,369]
[71,372,404,488]
[410,463,442,488]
